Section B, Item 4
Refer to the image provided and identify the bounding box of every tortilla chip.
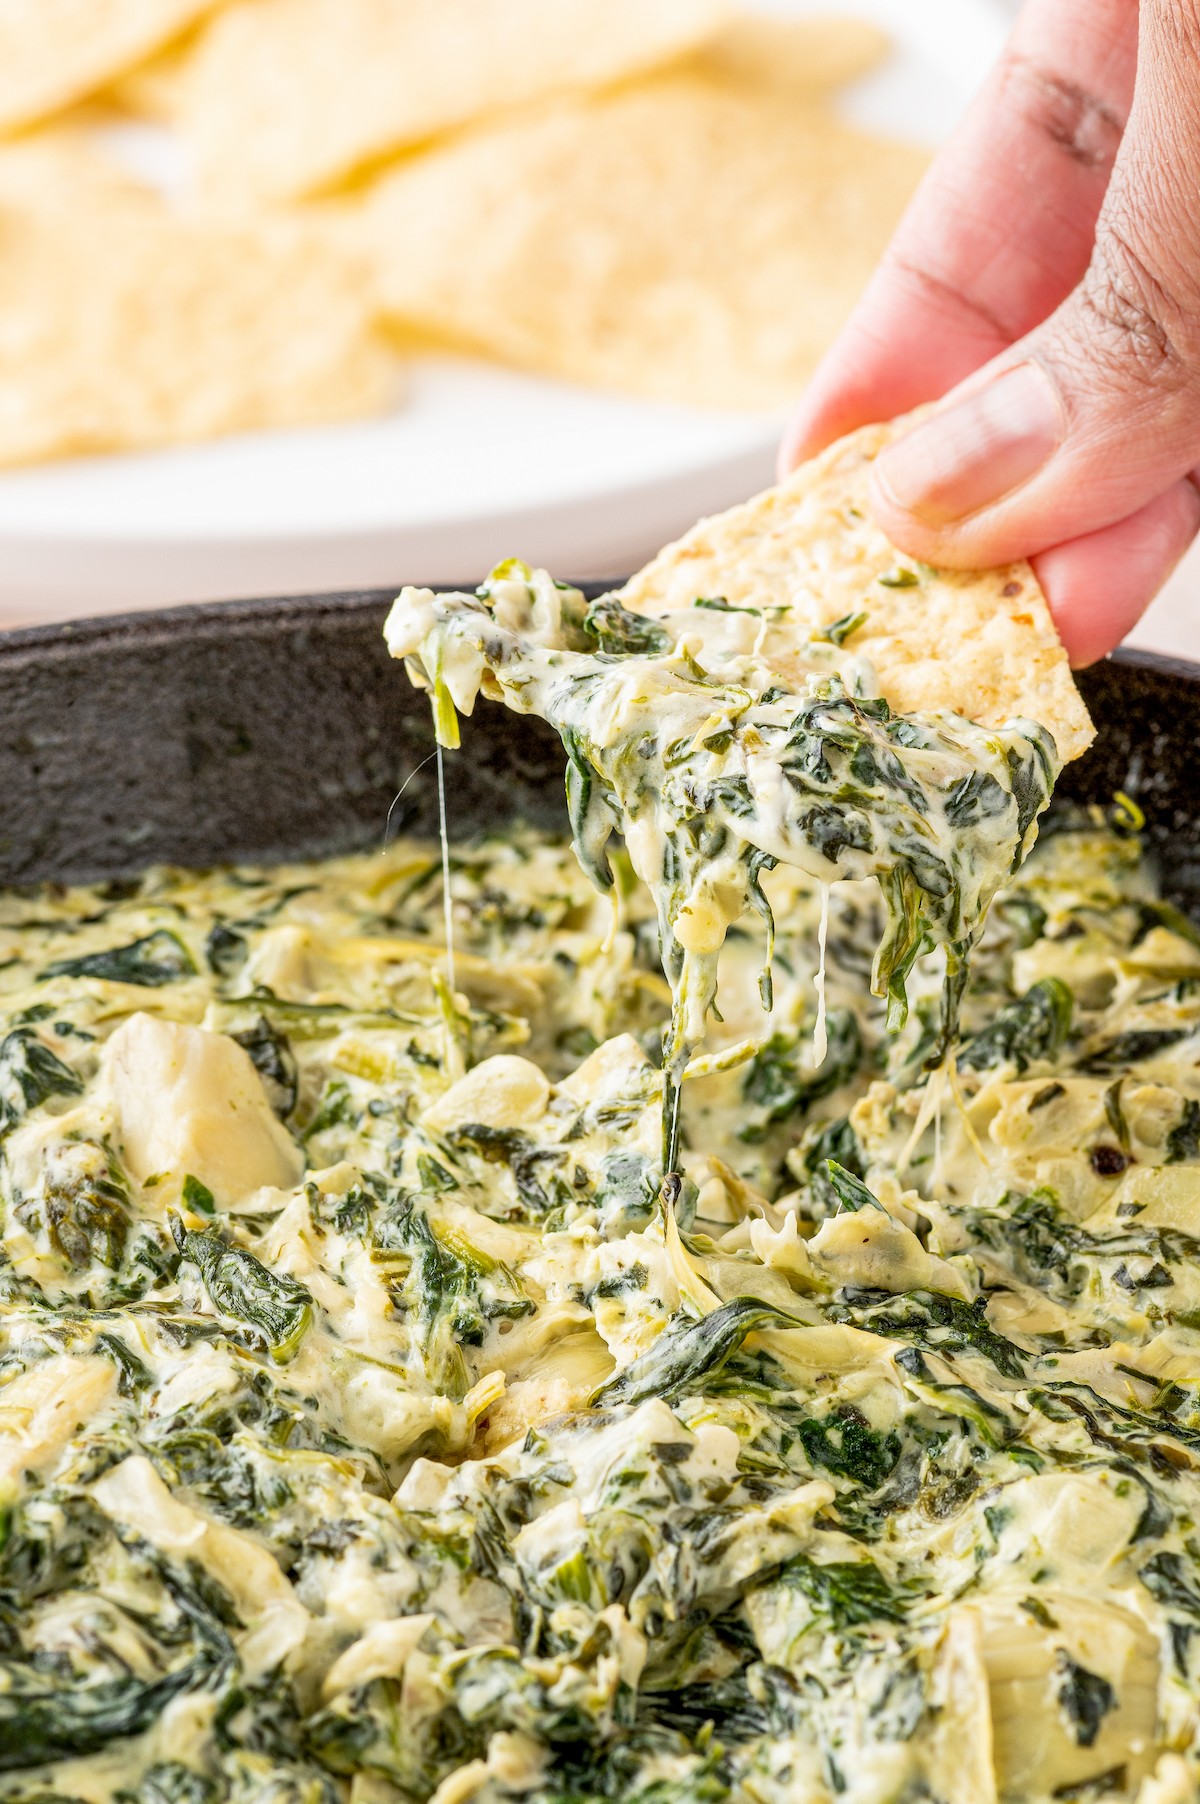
[164,0,731,204]
[0,148,396,466]
[686,13,890,98]
[115,10,887,136]
[106,28,205,121]
[0,127,143,204]
[620,418,1094,761]
[353,73,927,410]
[0,0,223,135]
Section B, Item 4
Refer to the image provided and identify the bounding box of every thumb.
[868,0,1200,573]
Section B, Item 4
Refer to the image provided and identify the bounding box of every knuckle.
[1148,0,1200,58]
[885,251,1011,346]
[1074,217,1200,389]
[1000,51,1124,172]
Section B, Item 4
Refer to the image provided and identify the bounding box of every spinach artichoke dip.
[1,423,1197,1804]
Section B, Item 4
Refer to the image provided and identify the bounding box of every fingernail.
[874,363,1065,527]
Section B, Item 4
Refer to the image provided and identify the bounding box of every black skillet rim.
[1,589,1197,911]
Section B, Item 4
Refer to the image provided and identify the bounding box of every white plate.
[0,0,1015,623]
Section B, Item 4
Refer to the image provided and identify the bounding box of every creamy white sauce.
[0,622,1195,1802]
[386,567,1059,1169]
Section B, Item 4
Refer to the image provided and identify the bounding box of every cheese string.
[813,883,830,1068]
[382,749,438,847]
[436,744,456,995]
[666,1079,683,1179]
[898,1057,947,1175]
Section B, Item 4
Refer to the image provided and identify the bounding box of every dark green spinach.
[780,1552,906,1629]
[958,978,1072,1073]
[39,930,196,988]
[1055,1652,1115,1749]
[592,1297,801,1407]
[172,1219,312,1360]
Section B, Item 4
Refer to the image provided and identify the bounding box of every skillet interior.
[0,589,1196,910]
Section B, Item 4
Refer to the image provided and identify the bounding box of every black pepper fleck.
[1090,1145,1128,1176]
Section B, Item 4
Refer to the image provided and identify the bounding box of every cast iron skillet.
[0,590,1196,912]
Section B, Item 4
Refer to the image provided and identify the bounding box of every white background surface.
[1,0,1197,659]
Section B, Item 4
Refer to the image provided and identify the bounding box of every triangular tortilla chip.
[106,27,205,121]
[620,418,1094,761]
[0,0,222,135]
[0,141,395,466]
[684,13,890,98]
[166,0,732,204]
[114,10,886,130]
[355,73,926,409]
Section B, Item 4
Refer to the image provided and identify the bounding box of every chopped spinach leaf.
[39,930,196,988]
[232,1014,298,1117]
[592,1297,801,1407]
[1140,1551,1200,1620]
[780,1552,906,1628]
[172,1218,312,1360]
[740,1011,861,1138]
[24,1167,131,1271]
[944,771,1009,830]
[825,1159,883,1214]
[1167,1098,1200,1164]
[804,1118,864,1213]
[1079,1029,1191,1075]
[95,1330,154,1394]
[181,1174,216,1215]
[692,596,761,616]
[584,596,670,657]
[840,1290,1027,1380]
[812,611,867,647]
[1055,1652,1115,1748]
[0,1028,81,1132]
[446,1124,566,1216]
[958,979,1072,1073]
[0,1654,216,1770]
[374,1192,533,1394]
[797,1404,901,1489]
[203,921,247,978]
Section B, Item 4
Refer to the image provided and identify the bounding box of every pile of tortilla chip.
[0,0,927,466]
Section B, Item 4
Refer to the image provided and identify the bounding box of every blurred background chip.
[0,0,1188,658]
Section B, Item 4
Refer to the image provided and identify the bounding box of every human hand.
[780,0,1200,666]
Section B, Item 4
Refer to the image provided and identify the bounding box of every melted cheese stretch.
[1,813,1200,1804]
[385,569,1058,1169]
